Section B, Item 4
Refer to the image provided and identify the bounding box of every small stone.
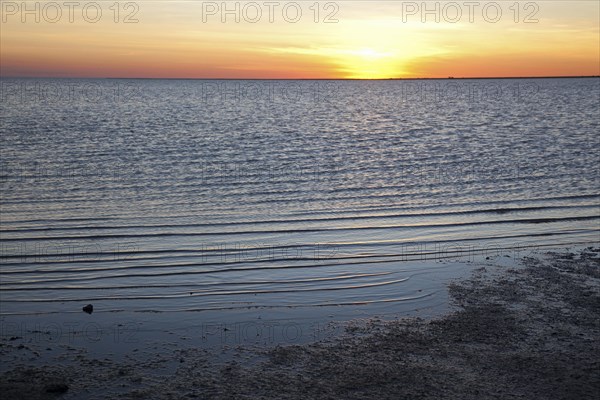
[83,304,93,314]
[45,383,69,393]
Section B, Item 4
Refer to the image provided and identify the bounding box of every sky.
[1,1,599,79]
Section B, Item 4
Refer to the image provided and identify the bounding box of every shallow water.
[1,77,599,319]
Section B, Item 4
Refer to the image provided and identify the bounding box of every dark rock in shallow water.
[82,304,93,314]
[45,383,68,393]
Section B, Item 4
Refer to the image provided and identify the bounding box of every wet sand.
[1,247,598,399]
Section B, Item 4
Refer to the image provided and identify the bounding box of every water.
[1,78,599,321]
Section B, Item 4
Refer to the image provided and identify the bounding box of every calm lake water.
[1,78,599,319]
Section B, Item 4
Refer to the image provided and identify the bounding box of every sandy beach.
[1,246,598,399]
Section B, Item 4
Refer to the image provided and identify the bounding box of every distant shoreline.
[1,76,599,81]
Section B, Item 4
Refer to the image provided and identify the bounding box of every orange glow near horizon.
[1,1,599,79]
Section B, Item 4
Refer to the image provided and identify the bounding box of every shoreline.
[1,246,599,399]
[2,76,599,81]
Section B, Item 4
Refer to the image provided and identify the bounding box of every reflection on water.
[1,77,599,316]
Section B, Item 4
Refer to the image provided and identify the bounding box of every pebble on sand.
[45,383,69,393]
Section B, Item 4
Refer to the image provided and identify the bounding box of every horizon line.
[1,75,599,81]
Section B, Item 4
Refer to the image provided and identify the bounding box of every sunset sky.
[1,1,599,79]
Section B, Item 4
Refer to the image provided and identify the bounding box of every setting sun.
[340,50,400,79]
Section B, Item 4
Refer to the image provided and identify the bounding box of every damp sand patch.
[1,247,599,399]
